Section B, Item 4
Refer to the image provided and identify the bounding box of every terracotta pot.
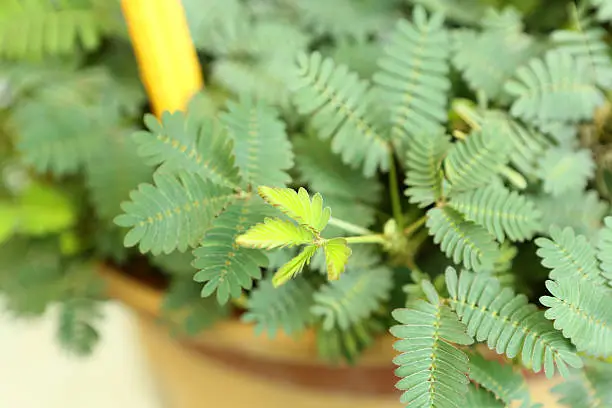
[100,265,563,408]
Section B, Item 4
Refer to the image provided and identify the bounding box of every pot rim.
[99,264,398,367]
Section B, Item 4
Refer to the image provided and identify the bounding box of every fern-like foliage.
[289,0,395,42]
[390,283,473,407]
[552,360,612,408]
[242,275,314,338]
[536,147,595,197]
[373,6,450,141]
[427,207,500,272]
[465,384,505,408]
[290,51,390,177]
[193,199,269,304]
[11,68,120,175]
[551,22,612,88]
[449,185,541,242]
[536,225,612,357]
[533,189,608,242]
[212,59,294,108]
[221,97,293,187]
[0,0,106,60]
[468,352,530,405]
[293,135,382,236]
[407,0,486,25]
[445,268,582,378]
[114,172,235,255]
[324,40,383,80]
[597,217,612,282]
[57,298,102,356]
[311,266,392,331]
[161,279,229,336]
[85,130,153,221]
[535,225,603,282]
[132,112,241,189]
[505,50,605,124]
[316,319,385,365]
[481,110,551,178]
[541,277,612,358]
[452,17,537,101]
[404,132,450,207]
[443,126,511,193]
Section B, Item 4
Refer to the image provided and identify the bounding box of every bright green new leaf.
[272,245,317,287]
[323,238,351,280]
[258,186,331,234]
[236,218,315,250]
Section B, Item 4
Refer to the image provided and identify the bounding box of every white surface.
[0,301,163,408]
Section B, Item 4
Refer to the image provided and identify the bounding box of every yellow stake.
[121,0,203,116]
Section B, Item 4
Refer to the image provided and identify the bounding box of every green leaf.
[552,360,612,408]
[13,68,121,176]
[0,0,105,59]
[535,225,604,282]
[311,265,391,331]
[242,274,315,338]
[390,299,472,407]
[323,238,351,281]
[221,96,294,187]
[257,186,331,234]
[552,24,612,89]
[236,218,314,249]
[161,278,229,336]
[449,185,541,242]
[541,277,612,358]
[505,50,605,124]
[426,207,500,272]
[537,147,595,197]
[85,130,153,221]
[407,0,486,25]
[597,217,612,283]
[133,112,241,189]
[373,6,450,141]
[468,352,530,405]
[290,51,391,177]
[482,111,551,178]
[57,298,102,356]
[114,172,235,255]
[533,189,608,242]
[293,134,381,236]
[291,0,395,42]
[445,267,582,378]
[193,199,269,304]
[451,25,538,101]
[316,319,385,365]
[465,384,504,408]
[444,126,511,193]
[404,132,451,207]
[272,245,317,287]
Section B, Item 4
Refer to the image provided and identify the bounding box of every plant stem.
[388,154,405,230]
[328,218,374,236]
[344,235,386,245]
[403,215,427,236]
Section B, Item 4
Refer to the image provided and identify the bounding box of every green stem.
[344,235,386,245]
[328,217,374,236]
[403,215,427,236]
[388,154,405,230]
